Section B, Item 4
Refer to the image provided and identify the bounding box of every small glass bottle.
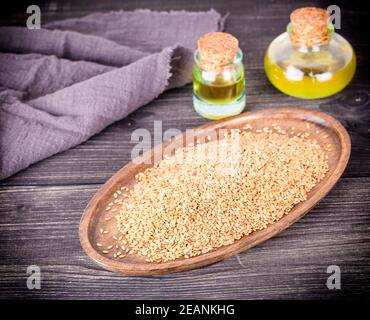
[264,7,356,99]
[193,32,246,120]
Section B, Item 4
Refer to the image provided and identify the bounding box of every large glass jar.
[193,32,246,120]
[264,7,356,99]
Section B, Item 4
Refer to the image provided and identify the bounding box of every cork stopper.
[290,7,330,47]
[197,32,239,71]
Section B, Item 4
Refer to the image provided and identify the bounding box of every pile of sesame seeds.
[114,126,329,263]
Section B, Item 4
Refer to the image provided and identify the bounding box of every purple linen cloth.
[0,9,224,179]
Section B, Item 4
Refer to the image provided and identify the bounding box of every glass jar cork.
[193,32,246,120]
[264,7,356,99]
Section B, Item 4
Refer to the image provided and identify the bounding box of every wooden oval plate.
[79,108,351,275]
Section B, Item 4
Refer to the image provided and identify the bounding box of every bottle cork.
[290,7,330,47]
[197,32,239,71]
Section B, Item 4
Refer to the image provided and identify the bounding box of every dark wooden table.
[1,0,369,299]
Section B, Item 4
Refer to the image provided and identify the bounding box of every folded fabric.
[0,9,224,180]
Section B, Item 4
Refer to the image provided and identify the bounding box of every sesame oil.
[193,67,245,104]
[264,7,356,99]
[192,32,246,120]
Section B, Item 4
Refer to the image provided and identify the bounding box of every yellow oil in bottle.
[192,42,246,120]
[192,65,245,120]
[264,51,356,99]
[264,31,356,99]
[193,73,245,104]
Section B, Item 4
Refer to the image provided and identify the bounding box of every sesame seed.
[115,128,329,263]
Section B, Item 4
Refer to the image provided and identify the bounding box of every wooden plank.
[0,177,369,298]
[0,0,369,300]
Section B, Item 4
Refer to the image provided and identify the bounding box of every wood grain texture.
[0,178,369,299]
[0,0,369,299]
